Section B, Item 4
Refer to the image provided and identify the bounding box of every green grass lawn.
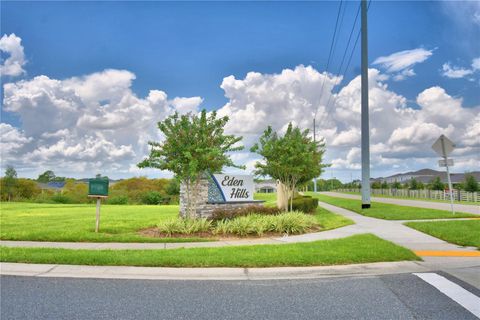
[405,220,480,249]
[338,191,479,206]
[0,202,205,243]
[253,192,277,206]
[308,194,476,220]
[314,206,354,230]
[0,234,419,267]
[0,202,352,243]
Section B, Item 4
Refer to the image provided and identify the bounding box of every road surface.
[2,272,479,319]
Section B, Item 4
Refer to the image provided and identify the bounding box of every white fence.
[336,188,479,203]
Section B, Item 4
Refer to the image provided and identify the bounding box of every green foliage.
[138,110,244,218]
[463,174,479,192]
[391,180,402,189]
[107,195,129,205]
[37,170,56,183]
[51,194,72,204]
[166,177,180,195]
[429,177,445,191]
[381,181,389,189]
[291,196,319,213]
[371,181,382,189]
[251,123,326,210]
[141,191,163,205]
[1,177,41,202]
[158,218,213,236]
[3,166,17,201]
[408,178,424,190]
[210,205,282,221]
[158,212,318,237]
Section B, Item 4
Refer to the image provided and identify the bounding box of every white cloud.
[372,48,432,81]
[441,57,480,79]
[2,69,203,177]
[0,34,26,77]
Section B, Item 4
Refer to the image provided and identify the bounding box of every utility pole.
[313,117,317,193]
[361,0,371,208]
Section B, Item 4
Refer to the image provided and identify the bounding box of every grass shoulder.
[405,220,480,249]
[309,194,476,220]
[0,234,419,267]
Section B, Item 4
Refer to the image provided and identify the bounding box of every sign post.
[88,178,109,232]
[432,135,455,214]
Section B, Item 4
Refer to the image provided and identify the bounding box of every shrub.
[141,191,163,205]
[210,205,282,221]
[51,194,72,204]
[107,195,129,205]
[158,218,212,236]
[291,196,318,213]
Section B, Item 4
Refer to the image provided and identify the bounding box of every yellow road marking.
[414,250,480,257]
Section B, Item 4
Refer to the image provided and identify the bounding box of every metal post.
[313,117,317,193]
[95,198,101,232]
[361,0,371,208]
[441,137,455,214]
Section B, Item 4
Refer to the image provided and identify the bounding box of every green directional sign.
[88,178,109,197]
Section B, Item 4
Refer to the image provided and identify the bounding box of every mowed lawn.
[0,200,352,243]
[405,220,480,249]
[309,194,476,220]
[0,202,205,243]
[0,234,419,267]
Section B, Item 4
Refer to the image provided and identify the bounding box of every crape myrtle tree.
[251,123,326,211]
[138,110,244,219]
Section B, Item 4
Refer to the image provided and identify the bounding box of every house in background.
[373,169,480,185]
[255,179,277,193]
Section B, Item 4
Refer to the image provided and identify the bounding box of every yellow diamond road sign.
[432,135,455,158]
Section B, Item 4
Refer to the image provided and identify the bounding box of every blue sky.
[1,1,479,181]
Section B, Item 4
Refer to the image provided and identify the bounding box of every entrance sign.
[432,135,456,214]
[88,178,109,232]
[211,174,254,202]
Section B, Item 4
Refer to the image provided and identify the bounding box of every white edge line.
[413,272,480,319]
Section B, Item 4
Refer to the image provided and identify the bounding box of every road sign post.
[432,135,455,214]
[88,178,109,232]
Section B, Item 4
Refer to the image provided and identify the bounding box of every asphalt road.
[2,273,479,320]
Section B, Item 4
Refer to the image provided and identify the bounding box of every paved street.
[2,272,479,320]
[322,192,480,214]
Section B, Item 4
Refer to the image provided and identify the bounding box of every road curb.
[0,261,431,280]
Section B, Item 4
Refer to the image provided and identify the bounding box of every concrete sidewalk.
[322,191,480,214]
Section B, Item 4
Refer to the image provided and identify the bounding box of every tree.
[166,177,180,196]
[429,177,444,191]
[463,174,479,192]
[251,123,326,211]
[409,178,424,190]
[37,170,56,183]
[392,180,402,189]
[371,181,382,189]
[3,166,17,201]
[138,110,244,218]
[381,181,389,189]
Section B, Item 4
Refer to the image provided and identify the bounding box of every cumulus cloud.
[2,69,203,176]
[372,48,432,81]
[216,66,479,177]
[441,57,480,79]
[0,34,26,77]
[2,59,478,179]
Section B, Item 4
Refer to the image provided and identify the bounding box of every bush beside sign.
[88,179,109,197]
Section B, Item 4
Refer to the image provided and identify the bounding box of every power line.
[313,0,344,120]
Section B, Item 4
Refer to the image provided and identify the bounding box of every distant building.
[373,169,480,185]
[254,179,277,193]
